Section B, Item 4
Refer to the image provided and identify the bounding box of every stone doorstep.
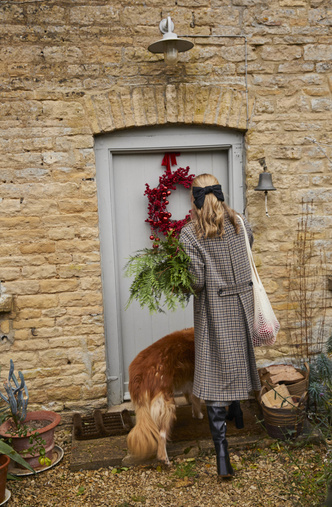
[70,427,322,472]
[69,400,322,472]
[70,432,259,472]
[70,429,284,472]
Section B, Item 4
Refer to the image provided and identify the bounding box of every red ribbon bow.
[161,152,180,173]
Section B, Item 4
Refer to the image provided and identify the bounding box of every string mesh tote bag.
[238,215,280,346]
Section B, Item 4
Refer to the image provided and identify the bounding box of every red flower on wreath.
[145,153,195,242]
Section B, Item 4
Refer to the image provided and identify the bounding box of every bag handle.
[237,214,261,286]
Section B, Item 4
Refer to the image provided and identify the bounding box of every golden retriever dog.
[127,327,203,465]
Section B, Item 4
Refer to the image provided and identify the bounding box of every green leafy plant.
[7,425,49,466]
[173,459,197,479]
[124,231,196,313]
[111,466,129,474]
[77,486,85,496]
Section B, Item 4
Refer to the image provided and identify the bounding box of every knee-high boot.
[206,406,234,478]
[226,401,244,429]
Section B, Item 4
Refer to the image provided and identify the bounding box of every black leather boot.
[206,406,234,478]
[226,401,244,429]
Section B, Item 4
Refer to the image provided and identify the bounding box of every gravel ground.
[5,427,330,507]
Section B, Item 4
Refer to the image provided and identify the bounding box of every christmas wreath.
[124,153,196,313]
[145,153,195,243]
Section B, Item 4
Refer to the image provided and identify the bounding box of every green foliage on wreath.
[124,231,196,313]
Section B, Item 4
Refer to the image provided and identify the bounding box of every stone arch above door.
[84,84,252,135]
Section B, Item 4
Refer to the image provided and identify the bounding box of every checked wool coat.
[180,215,261,402]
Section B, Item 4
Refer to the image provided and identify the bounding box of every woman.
[180,173,261,479]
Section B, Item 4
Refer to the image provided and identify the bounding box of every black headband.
[192,185,225,209]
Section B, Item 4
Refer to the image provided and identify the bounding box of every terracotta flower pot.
[0,411,61,469]
[0,454,10,503]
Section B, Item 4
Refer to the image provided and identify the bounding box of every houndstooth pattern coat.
[180,214,261,402]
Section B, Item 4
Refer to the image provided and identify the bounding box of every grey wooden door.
[95,126,244,404]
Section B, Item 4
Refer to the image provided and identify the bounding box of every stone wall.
[0,0,331,414]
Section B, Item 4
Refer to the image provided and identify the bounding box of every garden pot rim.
[0,410,61,439]
[0,455,10,469]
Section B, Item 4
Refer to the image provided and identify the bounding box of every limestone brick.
[279,0,308,5]
[311,97,332,112]
[0,320,10,334]
[69,5,119,26]
[107,91,126,130]
[19,242,55,255]
[131,87,147,127]
[58,292,103,307]
[166,85,178,124]
[16,294,59,310]
[215,89,233,126]
[118,89,136,127]
[1,351,41,369]
[193,86,211,124]
[38,279,79,294]
[47,385,82,401]
[227,91,246,129]
[82,384,107,400]
[304,44,332,61]
[91,94,115,132]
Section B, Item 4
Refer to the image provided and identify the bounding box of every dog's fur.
[127,327,203,464]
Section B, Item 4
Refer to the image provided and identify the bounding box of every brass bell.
[254,158,277,217]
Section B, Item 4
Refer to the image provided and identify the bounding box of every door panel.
[112,151,228,398]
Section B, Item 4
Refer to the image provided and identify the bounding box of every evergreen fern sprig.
[124,231,196,313]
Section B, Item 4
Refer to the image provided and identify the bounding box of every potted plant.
[0,438,34,503]
[0,360,61,470]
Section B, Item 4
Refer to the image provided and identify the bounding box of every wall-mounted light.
[254,158,277,217]
[148,17,250,125]
[148,16,194,66]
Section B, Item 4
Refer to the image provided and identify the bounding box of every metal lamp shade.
[148,34,194,54]
[254,172,277,192]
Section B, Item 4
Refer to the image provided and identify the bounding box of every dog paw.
[158,456,171,466]
[192,411,204,420]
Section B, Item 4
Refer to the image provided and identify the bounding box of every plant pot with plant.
[0,452,9,504]
[0,360,61,471]
[0,438,34,504]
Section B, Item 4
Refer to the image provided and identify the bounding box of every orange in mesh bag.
[238,215,280,347]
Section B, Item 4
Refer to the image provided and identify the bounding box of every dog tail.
[127,404,159,459]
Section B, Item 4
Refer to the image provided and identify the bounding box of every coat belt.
[217,281,253,297]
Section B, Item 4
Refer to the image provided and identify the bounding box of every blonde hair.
[191,173,240,239]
